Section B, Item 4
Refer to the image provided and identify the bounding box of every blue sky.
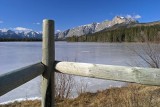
[0,0,159,32]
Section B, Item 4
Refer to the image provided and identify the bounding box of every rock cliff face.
[56,16,138,39]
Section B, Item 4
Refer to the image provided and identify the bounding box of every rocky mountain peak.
[56,16,138,39]
[112,16,138,24]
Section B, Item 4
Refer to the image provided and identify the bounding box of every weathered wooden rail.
[0,19,160,107]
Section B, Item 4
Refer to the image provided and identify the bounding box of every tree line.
[0,38,66,42]
[66,25,160,42]
[0,38,42,42]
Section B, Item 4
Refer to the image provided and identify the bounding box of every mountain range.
[55,16,138,39]
[0,16,159,41]
[0,16,138,40]
[0,29,42,40]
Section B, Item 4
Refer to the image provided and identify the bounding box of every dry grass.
[1,84,160,107]
[56,83,160,107]
[0,100,41,107]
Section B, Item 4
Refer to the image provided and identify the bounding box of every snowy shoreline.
[0,97,41,105]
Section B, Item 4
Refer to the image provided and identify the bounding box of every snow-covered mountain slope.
[0,29,42,39]
[55,16,138,39]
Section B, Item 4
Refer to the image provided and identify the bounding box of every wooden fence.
[0,19,160,107]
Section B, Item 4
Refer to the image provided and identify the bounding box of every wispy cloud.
[126,14,141,19]
[33,22,41,25]
[56,30,61,33]
[0,20,3,23]
[13,27,32,32]
[134,15,141,19]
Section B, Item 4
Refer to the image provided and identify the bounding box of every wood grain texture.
[55,61,160,86]
[41,19,55,107]
[0,62,44,96]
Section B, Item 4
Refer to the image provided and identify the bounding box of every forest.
[0,38,42,42]
[67,25,160,42]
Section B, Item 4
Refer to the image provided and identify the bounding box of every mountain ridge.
[55,16,138,39]
[0,29,42,40]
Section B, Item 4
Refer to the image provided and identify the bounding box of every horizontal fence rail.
[1,61,160,97]
[0,62,44,96]
[55,61,160,86]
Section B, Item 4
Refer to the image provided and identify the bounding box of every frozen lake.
[0,41,144,103]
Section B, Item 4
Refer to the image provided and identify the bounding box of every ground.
[1,83,160,107]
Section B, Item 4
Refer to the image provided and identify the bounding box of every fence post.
[42,19,55,107]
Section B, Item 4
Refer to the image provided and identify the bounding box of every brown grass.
[0,100,41,107]
[1,84,160,107]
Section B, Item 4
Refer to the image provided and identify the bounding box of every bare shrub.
[55,58,88,99]
[75,78,88,96]
[126,35,160,106]
[55,73,75,99]
[130,42,160,68]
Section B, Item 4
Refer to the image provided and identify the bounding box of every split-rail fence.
[0,19,160,107]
